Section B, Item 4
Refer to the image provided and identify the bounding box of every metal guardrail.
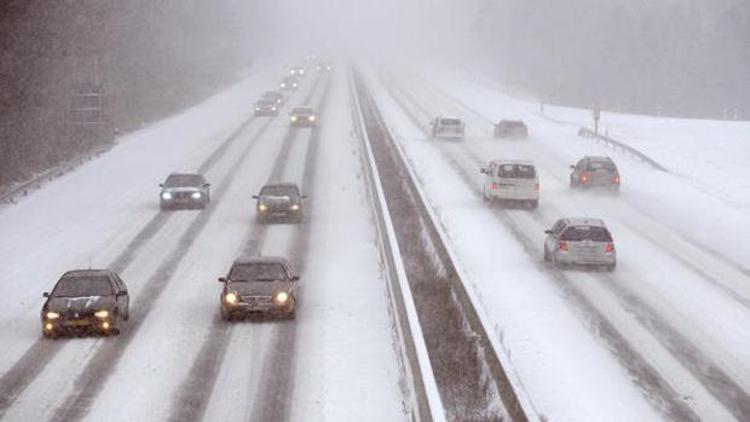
[0,143,113,205]
[350,70,446,422]
[577,128,669,172]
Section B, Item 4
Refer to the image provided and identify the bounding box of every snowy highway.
[0,58,749,422]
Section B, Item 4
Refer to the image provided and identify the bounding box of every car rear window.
[230,263,288,281]
[53,275,113,297]
[560,226,613,242]
[440,118,462,125]
[497,164,536,179]
[587,161,616,171]
[165,174,202,187]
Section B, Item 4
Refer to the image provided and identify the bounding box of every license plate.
[65,319,90,327]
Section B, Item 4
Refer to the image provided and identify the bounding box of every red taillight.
[580,172,589,183]
[613,175,620,184]
[558,241,569,251]
[605,243,615,253]
[491,182,499,190]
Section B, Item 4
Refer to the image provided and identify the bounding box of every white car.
[430,116,465,139]
[480,160,539,209]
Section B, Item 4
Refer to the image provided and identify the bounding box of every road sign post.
[593,108,601,135]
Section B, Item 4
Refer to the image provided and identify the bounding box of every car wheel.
[221,307,231,321]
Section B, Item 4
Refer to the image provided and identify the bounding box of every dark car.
[494,120,528,139]
[254,98,279,116]
[160,173,211,210]
[289,66,306,77]
[280,76,299,90]
[262,90,284,105]
[218,256,299,320]
[41,269,130,338]
[289,107,317,127]
[253,183,305,223]
[569,156,620,192]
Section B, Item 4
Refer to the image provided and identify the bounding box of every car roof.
[437,115,461,120]
[498,119,525,124]
[583,156,614,162]
[262,182,299,189]
[256,98,275,103]
[489,159,535,166]
[232,256,289,266]
[562,217,607,227]
[62,269,114,278]
[168,172,203,178]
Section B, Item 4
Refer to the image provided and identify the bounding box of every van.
[480,160,539,209]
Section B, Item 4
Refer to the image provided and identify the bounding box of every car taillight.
[491,182,499,190]
[605,243,615,253]
[613,175,620,184]
[580,172,590,183]
[558,241,569,251]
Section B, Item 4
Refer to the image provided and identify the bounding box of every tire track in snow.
[165,74,327,422]
[378,73,702,422]
[0,98,260,420]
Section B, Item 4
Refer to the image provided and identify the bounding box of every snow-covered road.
[0,64,406,421]
[364,65,750,422]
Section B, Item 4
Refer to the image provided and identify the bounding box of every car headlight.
[255,107,260,111]
[272,107,277,111]
[46,311,60,320]
[289,204,299,211]
[225,292,238,304]
[191,192,202,200]
[162,192,173,200]
[293,83,298,88]
[281,83,286,88]
[258,203,268,212]
[308,115,316,122]
[94,310,109,319]
[290,116,298,122]
[275,292,289,304]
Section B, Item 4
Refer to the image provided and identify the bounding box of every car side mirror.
[544,229,553,234]
[43,292,49,298]
[301,195,308,199]
[480,168,487,174]
[218,277,227,283]
[252,195,259,199]
[159,183,164,188]
[291,275,300,282]
[569,165,576,170]
[117,290,127,297]
[204,183,211,188]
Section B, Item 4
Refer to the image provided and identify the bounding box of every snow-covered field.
[363,64,750,422]
[0,63,405,421]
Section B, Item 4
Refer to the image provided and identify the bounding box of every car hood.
[46,295,117,314]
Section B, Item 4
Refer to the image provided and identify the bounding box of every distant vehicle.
[160,173,210,210]
[280,76,299,90]
[430,116,465,139]
[218,256,299,320]
[41,269,130,338]
[543,218,616,271]
[289,107,317,127]
[494,120,528,139]
[481,160,539,209]
[254,98,279,116]
[253,183,305,223]
[289,66,305,77]
[261,91,284,105]
[569,156,620,192]
[316,62,333,72]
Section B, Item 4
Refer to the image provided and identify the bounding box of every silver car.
[218,256,299,320]
[569,156,620,193]
[430,116,465,139]
[544,218,616,271]
[159,173,210,210]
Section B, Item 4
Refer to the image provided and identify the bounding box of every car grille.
[241,296,272,305]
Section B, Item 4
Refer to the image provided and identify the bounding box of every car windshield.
[52,275,113,297]
[292,108,313,115]
[283,77,298,83]
[587,161,616,171]
[263,92,280,98]
[256,99,275,106]
[497,164,536,179]
[261,185,298,197]
[229,263,288,281]
[440,118,462,125]
[560,226,613,242]
[165,174,202,187]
